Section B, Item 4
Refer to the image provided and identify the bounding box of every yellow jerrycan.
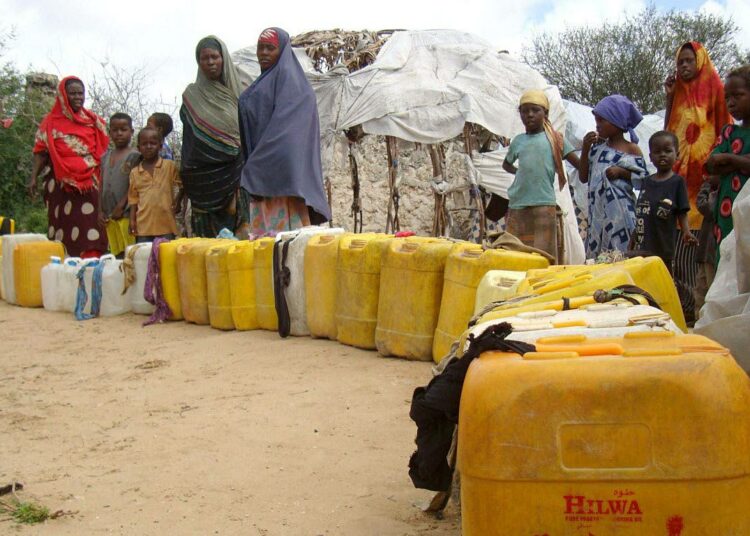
[0,216,15,235]
[473,269,528,314]
[158,238,198,321]
[226,241,257,331]
[432,246,549,363]
[14,241,65,307]
[304,233,350,340]
[177,238,228,325]
[253,237,277,331]
[335,234,393,350]
[0,236,4,300]
[375,238,457,361]
[458,333,750,535]
[205,242,236,330]
[2,233,47,305]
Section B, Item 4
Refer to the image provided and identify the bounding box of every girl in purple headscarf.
[579,94,649,258]
[238,27,331,236]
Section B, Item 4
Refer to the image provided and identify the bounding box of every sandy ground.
[0,302,460,535]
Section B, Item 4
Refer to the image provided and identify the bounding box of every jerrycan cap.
[50,256,62,264]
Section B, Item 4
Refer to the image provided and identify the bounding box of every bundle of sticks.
[291,29,400,73]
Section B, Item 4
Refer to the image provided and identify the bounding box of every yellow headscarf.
[519,89,565,187]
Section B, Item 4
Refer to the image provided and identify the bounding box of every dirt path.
[0,302,460,535]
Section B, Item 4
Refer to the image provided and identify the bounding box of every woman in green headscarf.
[180,35,249,238]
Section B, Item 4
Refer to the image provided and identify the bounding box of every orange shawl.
[33,76,109,192]
[666,42,732,227]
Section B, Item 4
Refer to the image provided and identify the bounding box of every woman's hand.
[664,72,677,97]
[605,166,630,181]
[27,176,38,200]
[110,205,124,220]
[97,211,108,228]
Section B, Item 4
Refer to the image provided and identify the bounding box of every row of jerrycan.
[41,254,132,316]
[156,227,346,331]
[457,327,750,534]
[303,234,550,361]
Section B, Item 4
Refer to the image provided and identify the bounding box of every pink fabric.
[143,238,173,326]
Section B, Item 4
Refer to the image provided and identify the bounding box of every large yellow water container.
[159,238,198,320]
[458,333,750,535]
[304,233,350,340]
[13,241,65,307]
[335,234,393,350]
[226,241,257,331]
[206,242,235,330]
[432,247,549,363]
[177,239,228,325]
[376,238,458,361]
[253,237,277,331]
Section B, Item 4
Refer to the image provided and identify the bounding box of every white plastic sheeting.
[334,30,566,143]
[233,30,567,151]
[695,181,750,372]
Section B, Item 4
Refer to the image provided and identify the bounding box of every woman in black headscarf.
[180,35,249,238]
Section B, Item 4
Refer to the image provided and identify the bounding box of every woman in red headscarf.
[664,42,731,322]
[28,76,110,257]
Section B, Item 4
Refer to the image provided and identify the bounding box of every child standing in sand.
[128,126,182,242]
[502,89,579,263]
[630,131,697,272]
[100,112,141,256]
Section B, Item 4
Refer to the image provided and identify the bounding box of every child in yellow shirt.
[128,126,182,242]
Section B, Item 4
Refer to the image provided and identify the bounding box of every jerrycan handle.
[349,239,367,249]
[461,249,482,259]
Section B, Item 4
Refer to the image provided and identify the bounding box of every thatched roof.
[290,29,398,73]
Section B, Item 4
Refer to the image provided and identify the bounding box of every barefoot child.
[502,90,579,263]
[706,64,750,264]
[100,113,141,256]
[579,94,649,259]
[146,112,174,160]
[630,131,697,272]
[128,126,182,242]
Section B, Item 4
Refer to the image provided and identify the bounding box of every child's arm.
[502,159,517,175]
[678,212,698,245]
[111,194,128,220]
[578,132,598,184]
[127,171,139,236]
[706,153,750,176]
[172,166,183,215]
[129,206,138,236]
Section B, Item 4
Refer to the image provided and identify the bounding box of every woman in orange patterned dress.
[664,42,731,320]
